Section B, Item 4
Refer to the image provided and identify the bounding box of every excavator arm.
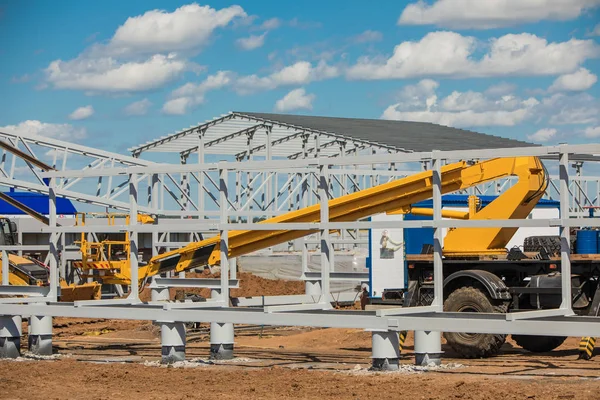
[131,156,546,283]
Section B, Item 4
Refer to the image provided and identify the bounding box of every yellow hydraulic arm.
[133,156,546,282]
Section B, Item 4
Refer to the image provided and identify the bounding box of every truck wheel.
[443,286,507,358]
[511,335,566,353]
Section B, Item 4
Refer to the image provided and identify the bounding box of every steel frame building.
[2,113,600,366]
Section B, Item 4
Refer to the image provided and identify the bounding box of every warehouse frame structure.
[2,114,600,366]
[2,144,600,336]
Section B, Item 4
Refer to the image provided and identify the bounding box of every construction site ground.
[2,273,600,399]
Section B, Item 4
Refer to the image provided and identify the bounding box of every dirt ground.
[3,273,600,399]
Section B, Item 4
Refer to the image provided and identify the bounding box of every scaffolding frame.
[2,144,600,337]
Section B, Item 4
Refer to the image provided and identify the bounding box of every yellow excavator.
[0,216,101,301]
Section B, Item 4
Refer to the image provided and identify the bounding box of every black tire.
[512,335,567,353]
[443,287,507,358]
[523,236,561,256]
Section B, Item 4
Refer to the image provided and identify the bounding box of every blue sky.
[0,0,599,155]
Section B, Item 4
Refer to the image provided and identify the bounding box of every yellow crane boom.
[129,156,545,283]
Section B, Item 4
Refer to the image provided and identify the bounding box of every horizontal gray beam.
[152,278,239,289]
[0,285,50,297]
[1,303,599,336]
[304,272,369,281]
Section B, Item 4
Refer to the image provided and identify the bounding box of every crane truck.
[40,156,600,359]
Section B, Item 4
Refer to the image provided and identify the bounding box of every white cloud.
[274,88,315,112]
[236,60,339,94]
[352,30,383,43]
[163,71,233,114]
[43,4,243,94]
[398,0,600,29]
[528,128,557,142]
[259,18,281,30]
[0,120,87,141]
[549,68,597,92]
[381,79,539,127]
[162,97,194,115]
[236,33,267,50]
[124,98,152,116]
[485,82,517,96]
[68,105,94,120]
[542,93,599,125]
[45,54,194,93]
[108,4,247,56]
[584,126,600,138]
[347,31,599,80]
[382,107,532,127]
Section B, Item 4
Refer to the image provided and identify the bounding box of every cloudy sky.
[0,0,599,154]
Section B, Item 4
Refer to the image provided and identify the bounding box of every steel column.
[28,314,53,356]
[559,150,573,312]
[0,315,22,358]
[160,321,186,363]
[210,289,234,359]
[128,173,139,301]
[371,330,400,371]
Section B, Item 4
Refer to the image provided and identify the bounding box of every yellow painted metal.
[0,252,44,286]
[140,156,546,280]
[390,207,470,220]
[72,212,155,285]
[443,157,546,256]
[59,281,102,302]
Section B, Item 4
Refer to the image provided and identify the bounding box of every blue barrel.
[576,230,598,254]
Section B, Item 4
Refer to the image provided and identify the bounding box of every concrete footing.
[160,321,186,364]
[371,330,400,371]
[305,279,322,296]
[0,315,22,359]
[210,322,234,360]
[414,330,442,366]
[151,286,170,302]
[28,315,53,356]
[209,288,234,360]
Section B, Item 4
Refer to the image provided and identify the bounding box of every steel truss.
[2,144,600,338]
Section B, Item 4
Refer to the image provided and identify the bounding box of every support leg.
[28,315,53,356]
[210,289,234,360]
[305,279,322,297]
[371,330,400,371]
[0,315,22,359]
[414,330,442,366]
[160,321,186,364]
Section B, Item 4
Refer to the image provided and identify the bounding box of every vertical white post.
[559,149,572,312]
[219,166,229,301]
[17,229,22,256]
[431,151,443,309]
[180,155,188,279]
[413,151,443,366]
[211,165,234,360]
[265,125,273,218]
[197,129,205,215]
[128,172,139,301]
[319,162,331,306]
[151,174,159,258]
[59,232,66,281]
[48,176,58,302]
[1,249,8,285]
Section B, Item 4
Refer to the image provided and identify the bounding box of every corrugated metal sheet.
[237,112,536,152]
[0,191,77,215]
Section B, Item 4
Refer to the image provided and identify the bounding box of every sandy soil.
[139,271,305,301]
[3,273,600,399]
